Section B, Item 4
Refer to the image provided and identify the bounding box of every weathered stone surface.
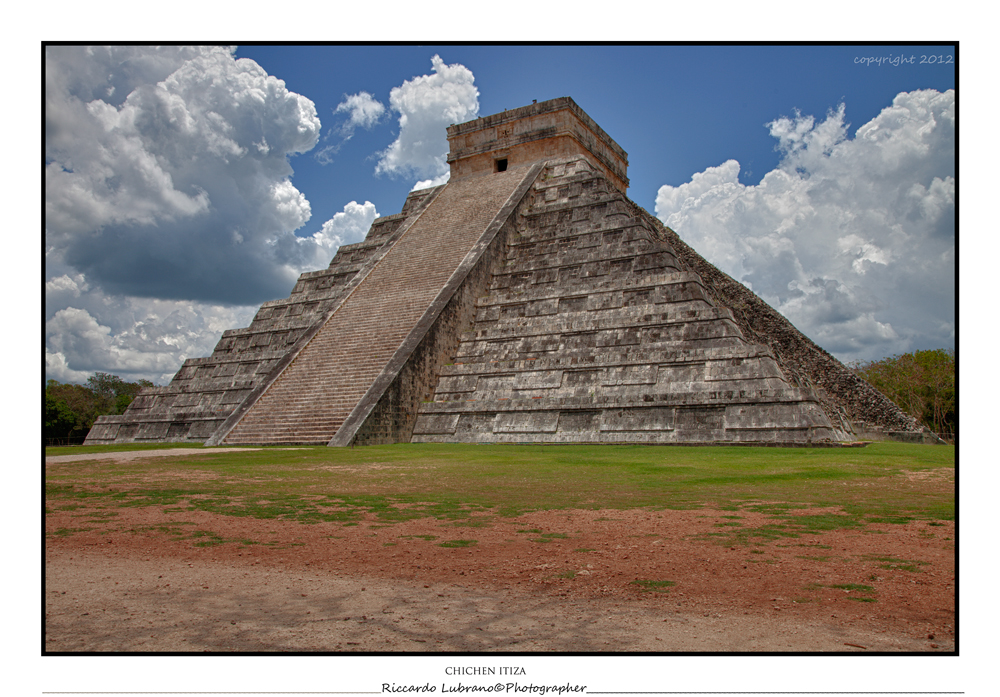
[411,156,839,445]
[447,97,629,194]
[650,205,928,441]
[88,97,926,447]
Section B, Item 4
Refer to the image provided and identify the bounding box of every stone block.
[674,407,725,432]
[85,420,120,441]
[166,421,192,439]
[534,268,559,284]
[478,374,516,393]
[189,420,224,438]
[172,392,201,407]
[455,413,498,435]
[564,369,603,387]
[601,407,675,432]
[557,410,600,432]
[526,299,559,316]
[514,370,563,389]
[412,414,460,435]
[558,296,588,313]
[494,411,560,433]
[221,390,250,405]
[135,422,170,439]
[437,375,480,393]
[603,365,657,385]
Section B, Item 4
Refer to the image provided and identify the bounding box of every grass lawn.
[44,442,954,530]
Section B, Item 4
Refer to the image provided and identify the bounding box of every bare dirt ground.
[44,451,955,653]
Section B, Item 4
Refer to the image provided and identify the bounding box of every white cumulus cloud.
[44,46,384,386]
[655,89,954,362]
[46,45,322,306]
[268,201,379,274]
[375,55,479,183]
[336,91,386,133]
[46,306,188,383]
[44,201,380,385]
[312,200,379,248]
[45,268,260,385]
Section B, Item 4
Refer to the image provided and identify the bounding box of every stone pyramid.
[87,98,927,447]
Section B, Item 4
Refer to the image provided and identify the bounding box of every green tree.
[851,349,956,439]
[45,373,156,443]
[44,392,78,441]
[86,372,153,414]
[45,379,100,437]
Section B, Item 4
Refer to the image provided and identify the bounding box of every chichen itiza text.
[86,98,931,447]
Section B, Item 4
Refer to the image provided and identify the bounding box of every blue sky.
[45,44,956,385]
[237,44,956,224]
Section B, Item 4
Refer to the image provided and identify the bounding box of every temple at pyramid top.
[87,97,934,447]
[446,97,629,193]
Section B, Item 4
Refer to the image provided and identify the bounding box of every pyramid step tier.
[413,156,840,445]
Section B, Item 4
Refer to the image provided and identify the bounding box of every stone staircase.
[221,165,537,445]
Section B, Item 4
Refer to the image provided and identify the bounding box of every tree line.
[44,372,153,445]
[850,348,956,441]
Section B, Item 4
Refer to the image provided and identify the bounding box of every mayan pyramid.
[86,97,928,447]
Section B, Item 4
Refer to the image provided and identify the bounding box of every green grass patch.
[631,579,676,592]
[450,519,489,527]
[866,516,914,525]
[47,527,93,537]
[437,539,477,548]
[183,529,259,547]
[76,510,119,519]
[44,443,953,535]
[693,523,799,546]
[694,510,871,547]
[830,583,874,592]
[529,532,568,543]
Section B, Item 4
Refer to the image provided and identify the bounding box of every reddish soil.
[44,453,955,653]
